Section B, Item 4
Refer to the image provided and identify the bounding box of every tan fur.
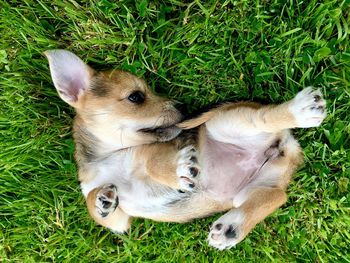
[134,142,182,188]
[46,50,325,249]
[87,187,132,233]
[178,111,216,129]
[86,101,303,226]
[70,69,182,183]
[178,102,261,129]
[239,188,287,242]
[153,196,233,223]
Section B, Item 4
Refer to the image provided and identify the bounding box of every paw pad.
[176,146,200,191]
[289,87,327,128]
[96,184,118,218]
[208,210,244,250]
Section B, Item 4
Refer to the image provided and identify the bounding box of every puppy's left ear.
[45,49,95,108]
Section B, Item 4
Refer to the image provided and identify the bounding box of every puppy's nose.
[174,101,188,116]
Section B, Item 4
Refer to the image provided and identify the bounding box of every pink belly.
[201,136,267,202]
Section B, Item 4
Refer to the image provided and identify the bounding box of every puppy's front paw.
[96,184,119,218]
[208,210,244,250]
[176,146,200,191]
[289,87,326,128]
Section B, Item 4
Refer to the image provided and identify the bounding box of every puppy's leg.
[136,142,200,191]
[205,87,326,140]
[86,184,132,233]
[208,187,286,250]
[207,133,302,250]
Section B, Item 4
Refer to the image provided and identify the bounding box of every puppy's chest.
[201,137,268,201]
[80,150,180,217]
[80,151,132,197]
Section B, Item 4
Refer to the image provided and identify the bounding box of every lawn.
[0,0,349,262]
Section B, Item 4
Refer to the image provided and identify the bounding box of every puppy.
[46,50,326,250]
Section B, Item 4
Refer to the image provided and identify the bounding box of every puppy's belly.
[201,136,267,202]
[118,181,181,218]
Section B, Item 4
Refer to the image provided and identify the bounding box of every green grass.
[1,0,349,261]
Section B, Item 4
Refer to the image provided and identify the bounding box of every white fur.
[232,189,250,208]
[109,212,131,234]
[206,110,272,144]
[176,146,200,191]
[289,87,326,128]
[45,50,91,104]
[72,82,326,249]
[80,151,130,197]
[80,149,181,219]
[84,114,167,152]
[208,209,245,250]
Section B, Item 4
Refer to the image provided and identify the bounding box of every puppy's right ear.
[45,50,94,108]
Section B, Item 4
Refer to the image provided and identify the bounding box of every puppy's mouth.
[137,107,183,142]
[138,125,172,133]
[138,124,182,142]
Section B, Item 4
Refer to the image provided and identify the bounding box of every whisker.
[85,111,112,116]
[152,114,165,129]
[120,128,124,148]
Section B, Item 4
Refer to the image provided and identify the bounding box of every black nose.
[174,102,188,116]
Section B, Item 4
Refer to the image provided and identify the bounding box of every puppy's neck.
[72,116,148,167]
[73,121,115,164]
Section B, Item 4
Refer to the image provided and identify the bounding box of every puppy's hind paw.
[289,87,327,128]
[96,184,119,218]
[208,210,245,250]
[176,145,200,191]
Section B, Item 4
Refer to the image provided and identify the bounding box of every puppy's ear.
[45,50,94,107]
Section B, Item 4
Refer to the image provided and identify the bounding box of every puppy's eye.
[128,91,145,104]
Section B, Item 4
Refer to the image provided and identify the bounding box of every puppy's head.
[45,50,182,149]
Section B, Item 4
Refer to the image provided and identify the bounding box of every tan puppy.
[46,50,326,250]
